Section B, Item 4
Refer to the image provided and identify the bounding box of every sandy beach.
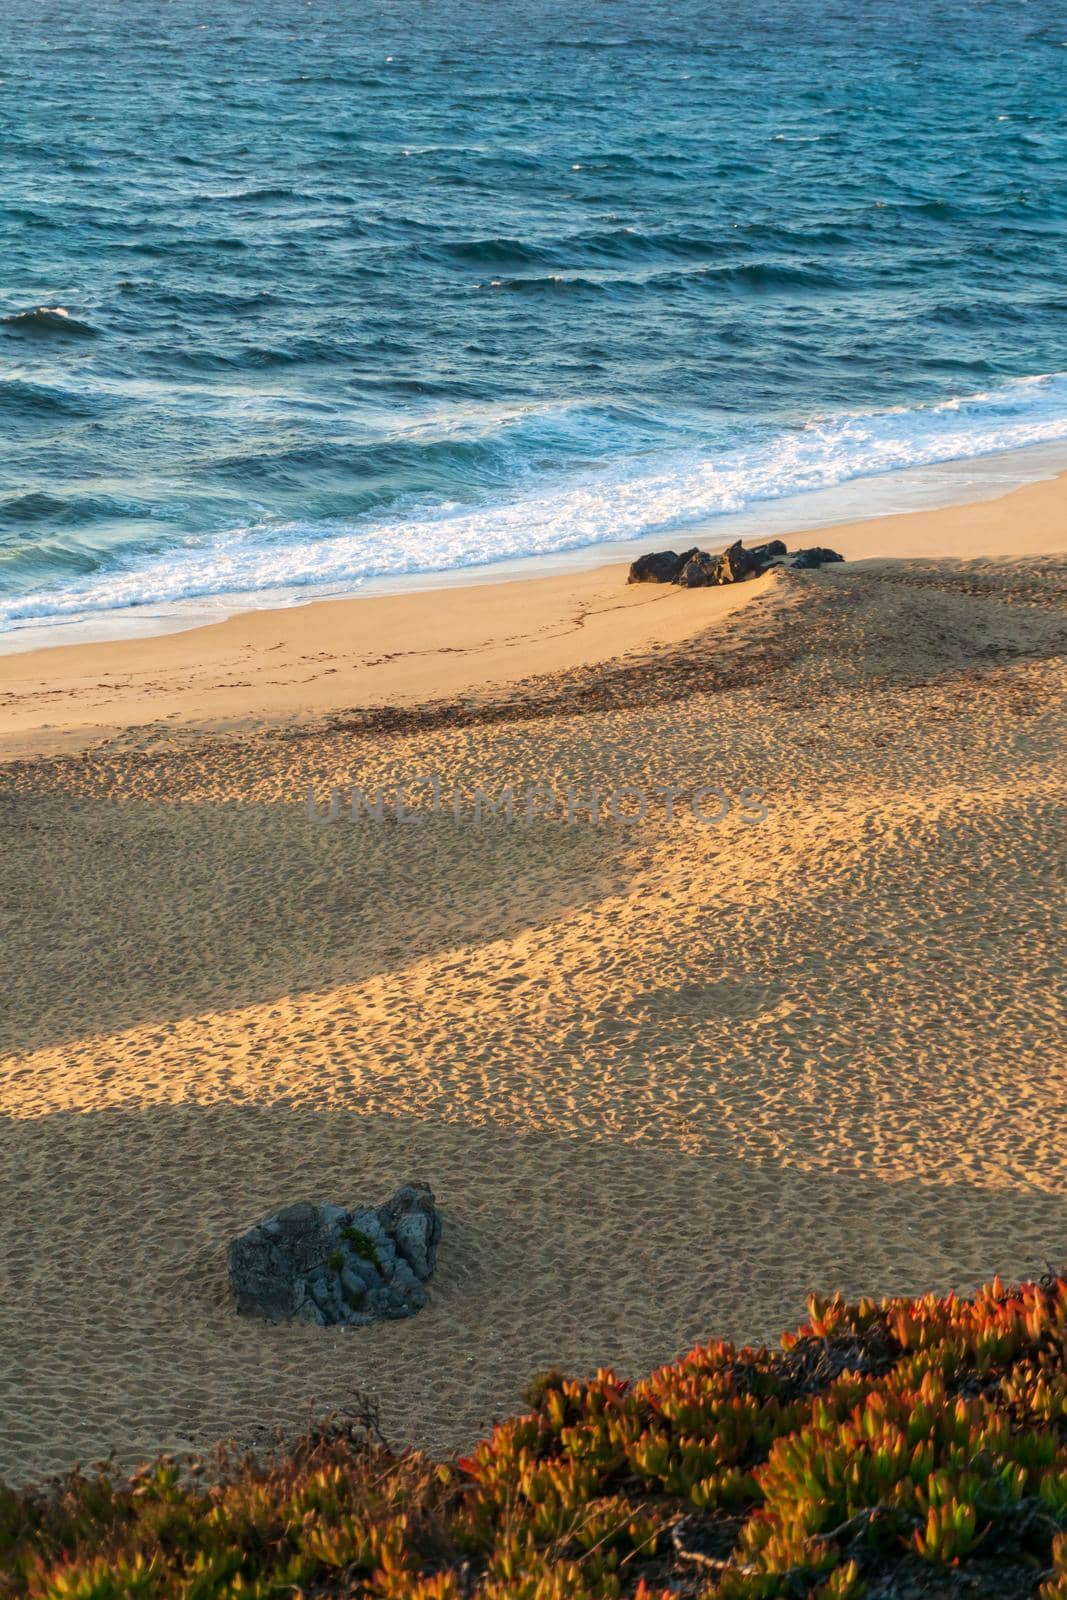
[1,471,1065,1486]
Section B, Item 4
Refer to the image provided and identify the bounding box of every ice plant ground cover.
[2,1277,1066,1599]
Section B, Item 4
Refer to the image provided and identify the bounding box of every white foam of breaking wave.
[3,371,1067,628]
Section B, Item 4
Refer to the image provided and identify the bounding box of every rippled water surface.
[2,0,1066,632]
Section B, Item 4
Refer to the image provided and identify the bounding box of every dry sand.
[1,471,1065,1484]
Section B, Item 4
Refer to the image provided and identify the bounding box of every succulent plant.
[2,1275,1065,1597]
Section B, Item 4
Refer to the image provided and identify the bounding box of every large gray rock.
[228,1182,441,1327]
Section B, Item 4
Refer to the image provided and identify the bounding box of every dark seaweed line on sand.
[318,564,1066,743]
[322,590,806,742]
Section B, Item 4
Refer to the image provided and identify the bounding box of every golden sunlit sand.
[1,471,1065,1484]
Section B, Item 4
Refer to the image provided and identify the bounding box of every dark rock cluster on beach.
[628,538,843,586]
[228,1182,441,1328]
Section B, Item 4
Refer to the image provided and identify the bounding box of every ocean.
[2,0,1066,640]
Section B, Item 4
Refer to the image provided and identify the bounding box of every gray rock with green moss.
[228,1183,441,1327]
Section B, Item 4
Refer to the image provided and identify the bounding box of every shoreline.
[3,460,1067,761]
[3,435,1067,663]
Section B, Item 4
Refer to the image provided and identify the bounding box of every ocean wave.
[0,493,72,525]
[472,259,843,296]
[578,226,723,260]
[482,273,611,295]
[3,373,1066,630]
[718,261,844,291]
[0,377,101,417]
[0,538,102,581]
[445,226,740,270]
[439,237,557,267]
[427,222,871,281]
[924,301,1031,328]
[0,491,142,529]
[197,185,302,204]
[1,306,99,338]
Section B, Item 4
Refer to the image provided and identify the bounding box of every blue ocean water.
[2,0,1066,635]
